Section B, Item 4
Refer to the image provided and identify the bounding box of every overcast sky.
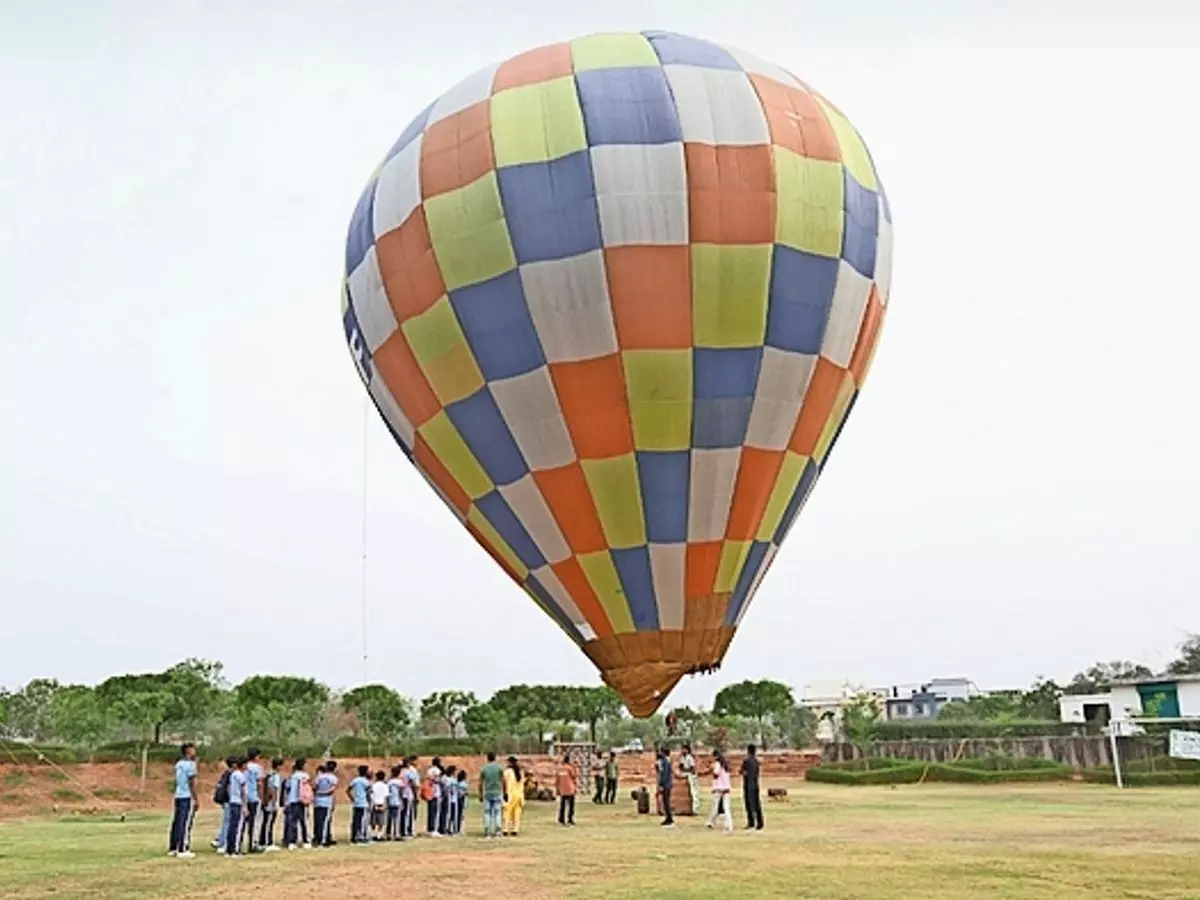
[2,1,1197,708]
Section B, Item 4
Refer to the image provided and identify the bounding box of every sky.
[2,1,1198,709]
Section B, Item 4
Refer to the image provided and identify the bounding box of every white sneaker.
[263,845,280,853]
[177,851,195,859]
[216,847,226,855]
[286,846,297,851]
[302,843,312,850]
[168,851,177,857]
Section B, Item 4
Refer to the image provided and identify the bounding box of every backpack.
[299,778,314,806]
[212,769,230,805]
[420,779,435,802]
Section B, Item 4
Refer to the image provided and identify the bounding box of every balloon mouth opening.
[582,625,736,718]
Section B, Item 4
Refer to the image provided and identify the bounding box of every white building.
[1058,674,1200,724]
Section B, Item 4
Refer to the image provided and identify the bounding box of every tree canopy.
[1167,634,1200,676]
[712,679,795,748]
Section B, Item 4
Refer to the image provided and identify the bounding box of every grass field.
[1,783,1199,899]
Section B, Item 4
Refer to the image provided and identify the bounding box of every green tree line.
[0,664,819,755]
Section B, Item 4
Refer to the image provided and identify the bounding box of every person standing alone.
[168,742,198,858]
[657,747,675,828]
[556,753,577,826]
[603,751,618,804]
[740,744,763,830]
[479,752,505,838]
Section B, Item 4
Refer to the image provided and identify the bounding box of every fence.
[822,734,1179,770]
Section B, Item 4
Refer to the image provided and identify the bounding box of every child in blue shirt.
[259,757,284,851]
[386,765,404,840]
[347,765,371,844]
[312,762,339,848]
[282,758,310,849]
[455,769,469,835]
[243,748,263,853]
[168,742,198,858]
[224,756,248,856]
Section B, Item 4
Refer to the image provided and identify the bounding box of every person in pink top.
[706,750,733,832]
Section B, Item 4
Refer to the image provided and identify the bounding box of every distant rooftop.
[1111,673,1200,687]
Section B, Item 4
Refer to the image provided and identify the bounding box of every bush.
[1082,766,1200,786]
[951,756,1066,771]
[1122,755,1200,774]
[925,763,1070,783]
[807,756,1072,785]
[90,742,185,764]
[807,757,910,772]
[0,746,87,765]
[870,720,1079,740]
[808,763,927,785]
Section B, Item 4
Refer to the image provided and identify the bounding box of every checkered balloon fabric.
[342,31,891,716]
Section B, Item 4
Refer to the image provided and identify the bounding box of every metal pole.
[361,398,371,762]
[1109,726,1123,789]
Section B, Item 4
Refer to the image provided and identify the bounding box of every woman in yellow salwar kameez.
[502,757,524,836]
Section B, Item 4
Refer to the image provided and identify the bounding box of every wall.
[1178,681,1200,716]
[1109,685,1142,716]
[1058,692,1116,723]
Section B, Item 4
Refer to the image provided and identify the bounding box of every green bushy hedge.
[807,756,1073,786]
[870,721,1079,741]
[1082,765,1200,786]
[951,756,1066,771]
[0,746,87,765]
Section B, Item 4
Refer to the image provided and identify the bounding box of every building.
[799,676,978,734]
[882,677,976,721]
[1058,674,1200,724]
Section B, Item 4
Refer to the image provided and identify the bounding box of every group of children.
[167,743,530,859]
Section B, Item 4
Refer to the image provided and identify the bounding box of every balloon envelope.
[341,31,892,716]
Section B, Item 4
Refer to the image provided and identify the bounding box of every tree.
[670,706,710,744]
[233,675,330,748]
[489,685,554,743]
[0,688,11,738]
[47,685,109,747]
[341,684,413,748]
[779,705,818,749]
[1167,634,1200,676]
[6,679,62,741]
[111,689,172,746]
[572,687,624,744]
[95,659,225,743]
[463,701,510,742]
[712,680,795,748]
[840,692,883,767]
[1065,661,1153,695]
[419,690,476,738]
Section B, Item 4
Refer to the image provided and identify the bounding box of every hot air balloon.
[342,31,891,717]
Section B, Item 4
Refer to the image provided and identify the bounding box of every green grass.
[0,784,1198,899]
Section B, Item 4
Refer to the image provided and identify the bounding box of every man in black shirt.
[740,744,763,830]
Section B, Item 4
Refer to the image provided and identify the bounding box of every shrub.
[0,746,86,765]
[807,757,1072,785]
[807,763,927,785]
[1082,766,1200,786]
[870,720,1079,741]
[925,764,1070,784]
[951,756,1066,771]
[91,742,187,764]
[51,788,85,802]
